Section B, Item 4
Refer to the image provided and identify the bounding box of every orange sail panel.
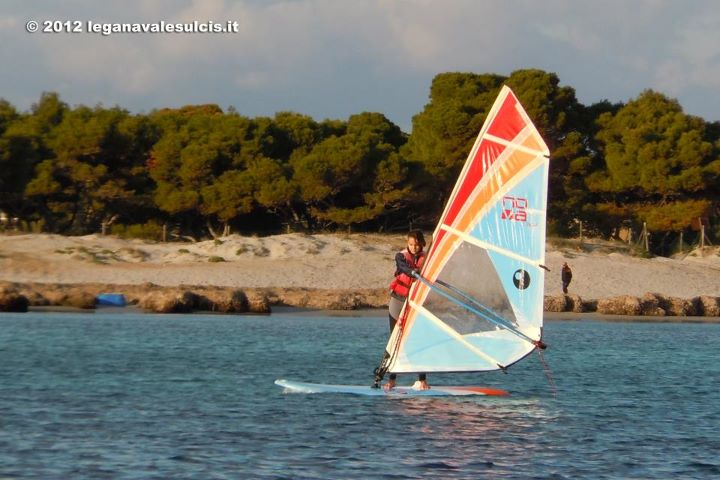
[386,86,550,373]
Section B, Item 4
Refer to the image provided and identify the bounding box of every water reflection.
[379,397,561,477]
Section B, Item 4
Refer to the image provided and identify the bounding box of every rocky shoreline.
[543,292,720,317]
[1,281,719,319]
[0,281,387,314]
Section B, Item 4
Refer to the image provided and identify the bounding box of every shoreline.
[544,311,720,324]
[1,280,718,321]
[1,232,720,320]
[18,304,720,324]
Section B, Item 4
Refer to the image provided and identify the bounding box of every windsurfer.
[385,230,430,391]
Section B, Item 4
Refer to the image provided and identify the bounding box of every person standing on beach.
[561,262,573,294]
[383,230,430,391]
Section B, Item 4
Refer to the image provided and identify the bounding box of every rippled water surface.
[1,311,719,479]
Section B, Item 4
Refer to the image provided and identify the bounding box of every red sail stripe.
[487,92,526,141]
[440,130,507,233]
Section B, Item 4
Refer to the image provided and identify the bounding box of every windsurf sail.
[383,85,550,375]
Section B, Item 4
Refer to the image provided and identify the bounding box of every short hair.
[407,229,426,247]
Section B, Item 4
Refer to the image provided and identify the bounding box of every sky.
[1,0,719,132]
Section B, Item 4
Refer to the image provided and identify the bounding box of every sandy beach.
[1,232,719,314]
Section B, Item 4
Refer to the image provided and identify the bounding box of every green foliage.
[273,112,323,158]
[208,256,225,262]
[0,100,46,214]
[403,72,504,199]
[585,89,720,235]
[148,109,251,217]
[403,70,592,225]
[22,103,152,233]
[249,157,296,210]
[0,99,19,134]
[291,112,408,228]
[2,73,720,250]
[506,69,582,137]
[595,90,715,195]
[30,92,67,134]
[200,169,254,222]
[635,199,712,231]
[110,221,165,241]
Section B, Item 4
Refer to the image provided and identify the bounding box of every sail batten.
[386,85,550,375]
[439,224,542,267]
[483,132,549,157]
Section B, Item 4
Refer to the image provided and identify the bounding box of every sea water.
[0,311,718,479]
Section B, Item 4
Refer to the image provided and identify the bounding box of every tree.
[24,105,145,233]
[30,92,66,133]
[0,93,69,221]
[149,108,254,236]
[403,72,505,206]
[291,112,407,229]
[200,169,255,236]
[503,70,598,233]
[403,70,591,229]
[0,100,34,216]
[589,90,720,234]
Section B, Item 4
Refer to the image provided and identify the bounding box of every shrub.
[111,221,164,241]
[208,256,225,262]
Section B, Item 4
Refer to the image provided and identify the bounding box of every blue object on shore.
[96,293,127,307]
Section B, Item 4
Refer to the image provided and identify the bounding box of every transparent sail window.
[423,240,517,335]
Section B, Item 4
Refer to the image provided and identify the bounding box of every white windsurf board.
[275,379,509,396]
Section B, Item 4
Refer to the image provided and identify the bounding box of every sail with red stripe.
[385,85,550,373]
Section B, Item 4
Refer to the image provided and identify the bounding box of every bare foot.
[412,380,430,390]
[383,379,396,391]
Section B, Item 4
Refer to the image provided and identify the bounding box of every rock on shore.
[2,280,719,317]
[0,281,272,314]
[0,281,388,314]
[0,284,29,312]
[543,292,720,317]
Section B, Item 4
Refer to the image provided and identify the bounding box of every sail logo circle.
[513,269,530,290]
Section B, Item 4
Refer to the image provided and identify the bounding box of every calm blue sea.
[0,311,718,479]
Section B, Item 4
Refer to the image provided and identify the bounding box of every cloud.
[1,0,719,128]
[656,5,720,91]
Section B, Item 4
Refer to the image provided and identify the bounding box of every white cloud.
[1,0,719,126]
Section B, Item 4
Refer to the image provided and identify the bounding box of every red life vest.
[389,250,425,298]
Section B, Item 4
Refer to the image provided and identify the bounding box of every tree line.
[1,69,719,252]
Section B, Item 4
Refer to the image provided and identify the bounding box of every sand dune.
[1,232,719,300]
